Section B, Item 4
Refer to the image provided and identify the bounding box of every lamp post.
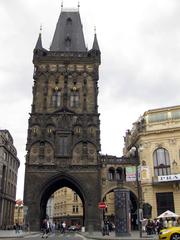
[130,146,143,238]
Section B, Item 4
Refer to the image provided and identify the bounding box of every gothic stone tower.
[23,7,101,231]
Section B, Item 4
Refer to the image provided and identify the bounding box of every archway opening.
[102,189,138,231]
[40,177,85,231]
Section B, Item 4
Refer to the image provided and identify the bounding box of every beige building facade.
[49,187,83,226]
[124,105,180,219]
[14,200,24,225]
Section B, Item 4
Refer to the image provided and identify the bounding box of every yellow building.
[124,105,180,218]
[14,200,24,225]
[53,187,83,226]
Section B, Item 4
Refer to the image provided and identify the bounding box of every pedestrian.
[61,221,66,234]
[41,219,49,238]
[15,222,20,234]
[102,218,109,236]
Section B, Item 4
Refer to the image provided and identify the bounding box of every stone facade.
[0,130,20,228]
[24,8,102,231]
[124,105,180,218]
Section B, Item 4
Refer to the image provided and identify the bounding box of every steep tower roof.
[35,33,43,50]
[92,33,100,52]
[50,9,86,52]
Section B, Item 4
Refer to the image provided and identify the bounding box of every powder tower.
[24,7,101,231]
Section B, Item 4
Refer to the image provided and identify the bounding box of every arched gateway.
[23,6,139,233]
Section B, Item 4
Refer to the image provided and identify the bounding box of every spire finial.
[61,1,63,11]
[40,24,42,34]
[94,26,96,35]
[78,1,80,11]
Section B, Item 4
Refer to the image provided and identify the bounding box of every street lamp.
[130,146,143,238]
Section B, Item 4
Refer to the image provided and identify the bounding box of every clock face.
[49,64,57,72]
[39,64,47,72]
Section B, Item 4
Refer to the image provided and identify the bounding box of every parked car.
[68,225,81,232]
[159,226,180,240]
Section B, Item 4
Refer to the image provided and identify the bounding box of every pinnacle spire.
[92,29,100,52]
[34,26,43,50]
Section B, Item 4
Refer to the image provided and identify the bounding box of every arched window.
[108,167,115,181]
[153,148,171,176]
[52,89,61,107]
[70,89,80,108]
[116,167,123,180]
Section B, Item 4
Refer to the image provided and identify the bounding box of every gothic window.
[70,89,80,108]
[153,148,171,176]
[116,167,124,181]
[57,136,69,156]
[108,167,115,181]
[52,90,61,107]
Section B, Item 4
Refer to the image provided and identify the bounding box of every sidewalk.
[0,230,37,238]
[80,231,159,240]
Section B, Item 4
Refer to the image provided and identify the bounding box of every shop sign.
[126,166,136,182]
[158,174,180,182]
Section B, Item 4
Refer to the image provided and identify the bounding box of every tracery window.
[153,148,171,176]
[52,90,61,107]
[70,89,80,108]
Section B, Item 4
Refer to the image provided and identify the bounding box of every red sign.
[98,202,106,209]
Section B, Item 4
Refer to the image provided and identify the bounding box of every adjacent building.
[14,199,24,225]
[0,130,20,228]
[124,105,180,219]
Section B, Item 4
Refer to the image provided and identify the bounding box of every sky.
[1,0,180,200]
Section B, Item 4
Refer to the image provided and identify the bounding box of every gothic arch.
[38,173,88,228]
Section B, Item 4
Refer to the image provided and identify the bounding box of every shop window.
[156,192,174,216]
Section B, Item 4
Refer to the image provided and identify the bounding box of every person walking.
[41,219,50,238]
[61,221,66,234]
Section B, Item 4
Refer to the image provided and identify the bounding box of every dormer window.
[66,17,72,25]
[65,36,71,48]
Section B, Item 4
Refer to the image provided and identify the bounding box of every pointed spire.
[92,27,100,51]
[61,1,63,11]
[35,25,43,50]
[78,1,80,11]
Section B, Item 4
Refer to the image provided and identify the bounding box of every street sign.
[98,202,106,209]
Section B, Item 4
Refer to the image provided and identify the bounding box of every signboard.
[158,174,180,182]
[141,166,150,182]
[98,202,106,209]
[126,166,136,182]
